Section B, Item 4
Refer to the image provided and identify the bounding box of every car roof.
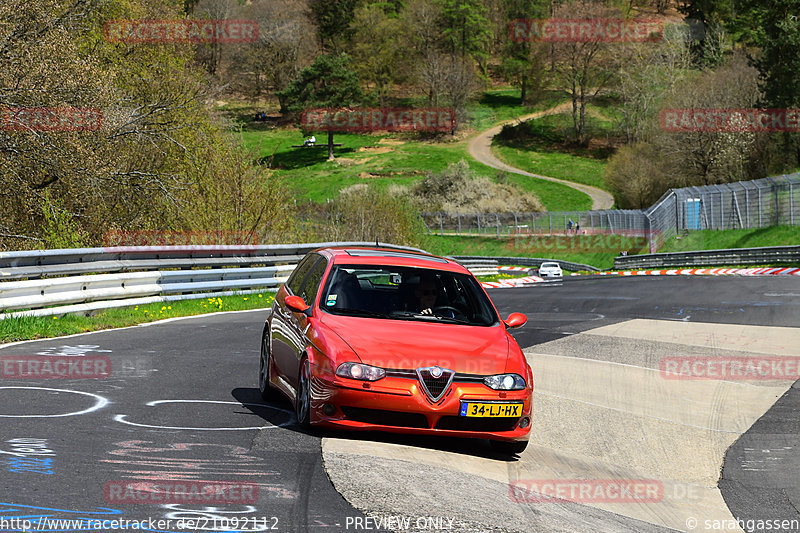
[318,247,470,273]
[541,262,560,266]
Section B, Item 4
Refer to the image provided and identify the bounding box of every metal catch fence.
[421,173,800,252]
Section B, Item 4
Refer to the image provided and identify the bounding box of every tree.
[348,4,404,105]
[500,0,550,104]
[737,0,800,108]
[400,0,447,105]
[654,54,762,187]
[308,0,360,52]
[677,0,734,66]
[616,23,693,144]
[440,0,493,69]
[550,0,621,146]
[605,54,764,207]
[229,0,317,108]
[278,54,364,160]
[0,0,295,249]
[194,0,235,76]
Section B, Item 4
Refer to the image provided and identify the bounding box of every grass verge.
[660,226,800,252]
[0,293,275,344]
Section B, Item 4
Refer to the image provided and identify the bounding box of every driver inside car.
[412,275,439,315]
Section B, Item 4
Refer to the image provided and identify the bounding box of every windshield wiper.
[389,311,470,324]
[333,308,390,319]
[434,316,472,325]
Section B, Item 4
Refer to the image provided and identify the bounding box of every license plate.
[460,402,522,418]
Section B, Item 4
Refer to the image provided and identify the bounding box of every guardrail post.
[457,213,461,235]
[496,214,500,237]
[439,212,444,236]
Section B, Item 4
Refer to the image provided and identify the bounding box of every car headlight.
[336,362,385,381]
[484,373,526,390]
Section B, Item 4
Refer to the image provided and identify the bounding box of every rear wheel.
[259,332,279,401]
[295,358,311,428]
[490,439,528,455]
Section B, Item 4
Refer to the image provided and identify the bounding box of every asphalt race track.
[1,276,799,533]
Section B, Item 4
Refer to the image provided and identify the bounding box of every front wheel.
[295,358,311,429]
[490,439,528,455]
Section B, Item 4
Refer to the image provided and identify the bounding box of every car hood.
[319,313,510,375]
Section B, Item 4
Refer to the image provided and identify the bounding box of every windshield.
[541,263,559,268]
[320,265,498,326]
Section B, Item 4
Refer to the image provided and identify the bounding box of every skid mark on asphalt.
[321,320,800,533]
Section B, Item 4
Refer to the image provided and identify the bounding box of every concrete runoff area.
[322,319,800,533]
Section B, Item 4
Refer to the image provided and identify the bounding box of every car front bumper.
[308,367,533,442]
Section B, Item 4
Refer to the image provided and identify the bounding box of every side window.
[299,257,328,305]
[287,254,316,295]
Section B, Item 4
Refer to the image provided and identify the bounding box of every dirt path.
[468,102,615,210]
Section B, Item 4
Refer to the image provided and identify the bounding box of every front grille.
[435,416,519,432]
[340,407,429,428]
[416,367,454,402]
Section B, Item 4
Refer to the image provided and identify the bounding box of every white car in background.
[537,262,563,278]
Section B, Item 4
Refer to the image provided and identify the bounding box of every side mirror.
[504,312,527,329]
[285,295,312,317]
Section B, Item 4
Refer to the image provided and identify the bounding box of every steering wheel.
[432,305,464,319]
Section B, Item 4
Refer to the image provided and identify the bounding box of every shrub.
[411,160,543,214]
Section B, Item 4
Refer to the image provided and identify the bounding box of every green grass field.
[466,89,569,131]
[231,88,591,210]
[491,111,614,191]
[660,226,800,252]
[0,293,275,343]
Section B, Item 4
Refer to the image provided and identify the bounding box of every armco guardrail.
[453,256,600,273]
[0,242,425,319]
[613,245,800,269]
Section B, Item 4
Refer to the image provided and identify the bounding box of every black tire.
[259,332,279,401]
[295,358,311,428]
[490,439,528,455]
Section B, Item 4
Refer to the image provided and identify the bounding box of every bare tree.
[550,1,621,146]
[400,0,446,105]
[442,57,479,132]
[194,0,236,76]
[230,0,317,109]
[616,22,693,144]
[656,53,762,187]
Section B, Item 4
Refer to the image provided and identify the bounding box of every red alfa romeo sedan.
[259,247,533,454]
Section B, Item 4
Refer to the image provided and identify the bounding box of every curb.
[481,275,544,289]
[577,267,800,277]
